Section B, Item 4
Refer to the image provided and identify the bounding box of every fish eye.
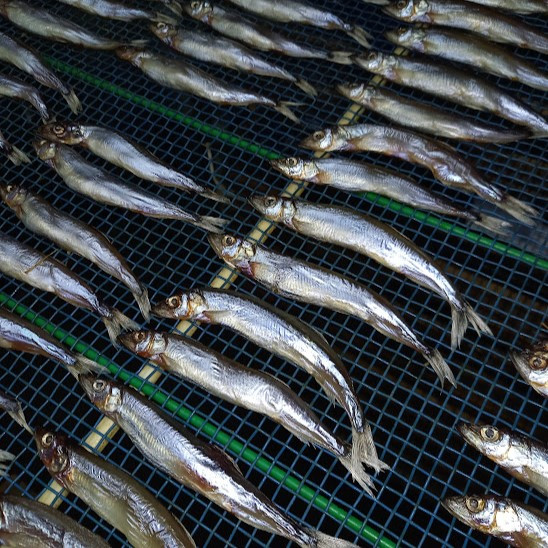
[93,379,106,391]
[223,235,235,247]
[191,1,199,8]
[42,432,54,447]
[52,124,65,135]
[465,497,485,513]
[265,196,277,207]
[531,356,545,370]
[397,0,407,7]
[367,51,377,61]
[313,131,325,140]
[480,426,499,442]
[157,22,166,30]
[398,27,407,35]
[168,296,180,308]
[287,157,298,166]
[134,332,147,342]
[5,184,13,193]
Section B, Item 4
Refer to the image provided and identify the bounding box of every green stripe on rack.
[45,57,547,271]
[0,291,396,548]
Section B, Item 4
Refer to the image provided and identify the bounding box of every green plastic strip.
[45,57,547,271]
[0,291,396,548]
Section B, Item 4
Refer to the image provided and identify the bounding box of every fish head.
[383,0,429,21]
[270,157,317,181]
[37,121,84,145]
[386,27,425,50]
[116,46,147,63]
[184,0,213,22]
[150,21,177,43]
[34,427,72,479]
[208,234,257,275]
[357,51,396,74]
[79,375,123,417]
[152,290,208,321]
[249,195,297,227]
[336,82,373,104]
[33,138,58,161]
[511,338,547,395]
[118,330,167,359]
[457,423,513,463]
[0,181,28,209]
[300,129,338,151]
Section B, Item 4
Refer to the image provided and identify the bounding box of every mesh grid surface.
[0,1,546,546]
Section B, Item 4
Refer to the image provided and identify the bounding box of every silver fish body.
[383,0,548,54]
[0,182,150,321]
[0,0,143,50]
[56,0,176,22]
[0,73,50,121]
[151,287,379,471]
[337,82,529,142]
[183,2,353,64]
[251,196,490,353]
[225,0,371,47]
[115,46,299,123]
[511,337,547,398]
[354,52,548,137]
[270,156,510,235]
[0,31,81,112]
[79,375,357,548]
[386,27,548,93]
[208,234,451,387]
[0,129,28,164]
[299,124,539,226]
[34,140,227,233]
[458,423,548,497]
[151,23,316,96]
[119,329,380,487]
[36,428,196,548]
[443,0,548,15]
[0,495,110,547]
[442,495,548,547]
[0,233,138,344]
[38,121,228,203]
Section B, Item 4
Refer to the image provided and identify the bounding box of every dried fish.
[57,0,177,23]
[510,337,547,398]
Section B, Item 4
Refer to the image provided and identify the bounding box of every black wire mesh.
[0,1,546,547]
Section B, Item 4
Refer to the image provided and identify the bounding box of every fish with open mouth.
[354,51,548,137]
[152,287,380,475]
[510,337,547,398]
[79,374,359,547]
[0,0,148,50]
[271,156,511,235]
[115,46,301,124]
[0,129,28,164]
[0,306,102,375]
[300,125,539,226]
[37,121,228,203]
[34,140,227,234]
[442,495,548,547]
[0,181,151,321]
[0,234,138,344]
[250,195,491,351]
[183,1,353,64]
[151,22,317,96]
[0,31,81,113]
[386,27,548,93]
[337,83,530,142]
[208,234,453,386]
[458,423,548,497]
[0,74,50,122]
[225,0,372,47]
[383,0,548,54]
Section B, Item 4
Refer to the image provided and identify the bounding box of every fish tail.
[275,102,301,124]
[338,449,375,496]
[5,144,30,165]
[352,425,389,473]
[152,11,178,24]
[346,26,372,48]
[200,189,231,204]
[0,450,15,478]
[195,215,228,234]
[424,348,456,388]
[103,309,140,345]
[133,286,151,322]
[0,395,33,435]
[307,530,359,548]
[72,355,104,378]
[63,88,82,115]
[450,303,492,349]
[295,79,318,97]
[498,194,539,226]
[472,214,512,236]
[327,51,354,65]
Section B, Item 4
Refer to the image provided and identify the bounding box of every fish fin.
[275,102,301,124]
[472,214,512,237]
[6,144,30,165]
[351,426,388,474]
[295,79,318,97]
[498,194,539,226]
[128,39,149,47]
[103,309,140,346]
[0,450,15,478]
[328,51,354,65]
[200,189,231,204]
[424,348,456,388]
[63,89,82,115]
[451,303,492,349]
[71,355,105,378]
[308,530,359,547]
[152,11,178,24]
[195,215,228,234]
[338,448,375,496]
[0,394,33,435]
[134,287,151,322]
[346,26,372,48]
[165,0,182,16]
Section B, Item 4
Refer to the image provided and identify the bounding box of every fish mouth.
[78,373,96,399]
[207,233,226,258]
[117,332,135,350]
[456,422,482,448]
[247,195,266,213]
[440,496,463,519]
[269,158,283,170]
[150,302,175,319]
[509,351,531,380]
[299,136,316,150]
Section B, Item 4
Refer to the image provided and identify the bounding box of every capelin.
[270,157,313,180]
[336,82,372,103]
[115,46,147,62]
[152,291,206,321]
[118,330,167,357]
[150,21,177,43]
[383,0,426,20]
[249,195,297,227]
[79,375,122,416]
[355,51,393,73]
[385,26,425,50]
[0,181,28,208]
[208,233,255,262]
[510,338,547,393]
[34,427,71,476]
[37,121,84,145]
[457,423,512,461]
[183,0,213,22]
[33,138,58,160]
[300,128,336,151]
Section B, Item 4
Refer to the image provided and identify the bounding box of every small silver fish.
[38,121,228,203]
[510,337,547,398]
[0,129,29,164]
[442,0,548,15]
[57,0,177,23]
[442,495,548,547]
[208,234,452,387]
[299,124,539,226]
[0,31,81,113]
[0,73,50,121]
[458,423,548,497]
